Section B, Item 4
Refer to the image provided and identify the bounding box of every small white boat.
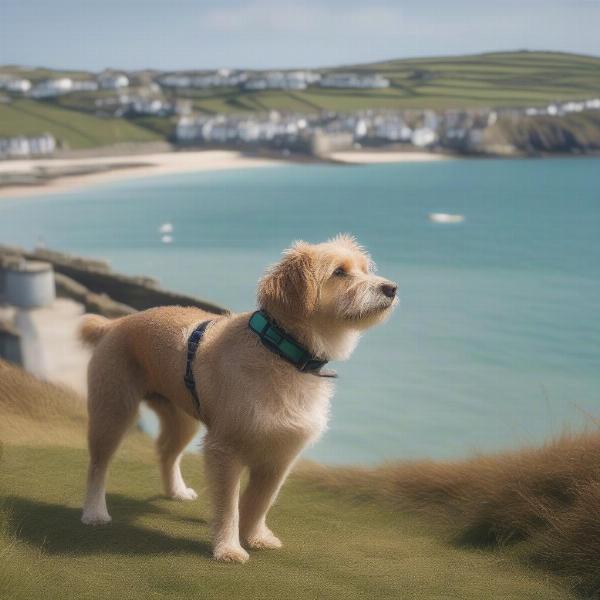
[428,213,465,224]
[159,222,174,234]
[161,235,173,244]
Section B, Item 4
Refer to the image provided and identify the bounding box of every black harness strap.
[184,320,213,416]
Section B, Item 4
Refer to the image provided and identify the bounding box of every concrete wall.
[4,262,56,308]
[310,130,354,157]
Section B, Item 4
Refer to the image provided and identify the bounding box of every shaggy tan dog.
[80,235,397,562]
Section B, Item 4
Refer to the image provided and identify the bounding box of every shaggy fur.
[80,235,397,562]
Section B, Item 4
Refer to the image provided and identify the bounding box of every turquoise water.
[1,157,599,464]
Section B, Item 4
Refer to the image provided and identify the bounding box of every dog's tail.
[79,314,115,347]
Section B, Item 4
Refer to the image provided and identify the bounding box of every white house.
[319,73,389,89]
[128,97,174,116]
[175,112,305,145]
[354,119,368,139]
[3,78,32,93]
[585,98,600,110]
[244,70,319,91]
[374,117,412,142]
[562,101,585,113]
[176,116,204,142]
[30,78,74,98]
[71,80,99,92]
[411,128,437,147]
[159,70,247,89]
[98,72,129,90]
[0,134,56,159]
[159,74,192,88]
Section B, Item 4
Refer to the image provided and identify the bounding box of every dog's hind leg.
[145,394,200,500]
[81,361,141,526]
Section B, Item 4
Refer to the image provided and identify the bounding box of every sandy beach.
[0,149,451,199]
[0,151,281,199]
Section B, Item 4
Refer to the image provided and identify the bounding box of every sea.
[1,156,599,464]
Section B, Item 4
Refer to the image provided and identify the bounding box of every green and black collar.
[248,310,337,378]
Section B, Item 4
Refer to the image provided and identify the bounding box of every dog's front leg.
[203,438,248,563]
[239,460,292,550]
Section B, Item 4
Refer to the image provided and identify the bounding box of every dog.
[80,234,397,562]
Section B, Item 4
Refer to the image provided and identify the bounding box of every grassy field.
[1,51,599,147]
[0,99,161,148]
[0,360,578,600]
[172,51,600,114]
[0,66,94,83]
[300,432,600,597]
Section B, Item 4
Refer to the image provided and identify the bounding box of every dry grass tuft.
[528,478,600,595]
[0,359,86,446]
[299,431,600,597]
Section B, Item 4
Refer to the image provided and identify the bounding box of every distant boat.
[161,235,173,244]
[428,213,465,224]
[159,222,174,234]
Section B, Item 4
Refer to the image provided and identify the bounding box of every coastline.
[0,148,450,199]
[0,151,281,199]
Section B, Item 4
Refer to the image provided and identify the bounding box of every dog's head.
[257,235,398,331]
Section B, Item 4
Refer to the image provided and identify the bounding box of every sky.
[1,0,599,71]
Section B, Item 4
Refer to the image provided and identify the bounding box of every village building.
[319,73,389,89]
[98,71,129,90]
[0,134,56,158]
[244,71,319,91]
[71,80,99,92]
[30,77,74,98]
[374,117,412,142]
[159,70,247,89]
[28,77,97,98]
[1,77,32,93]
[411,127,438,147]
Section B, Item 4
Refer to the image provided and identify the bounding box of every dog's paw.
[169,486,198,501]
[81,511,112,526]
[213,544,250,563]
[243,528,282,550]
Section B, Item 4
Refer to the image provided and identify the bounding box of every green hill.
[1,51,599,148]
[0,360,586,600]
[174,51,600,114]
[0,99,161,149]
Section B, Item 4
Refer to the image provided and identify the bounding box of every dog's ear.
[258,241,318,317]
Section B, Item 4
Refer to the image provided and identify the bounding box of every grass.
[0,359,589,599]
[299,431,600,597]
[0,99,161,148]
[0,66,94,83]
[2,51,600,147]
[177,51,600,114]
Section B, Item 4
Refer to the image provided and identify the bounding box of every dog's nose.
[380,283,397,299]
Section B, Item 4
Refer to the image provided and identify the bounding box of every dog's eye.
[333,267,346,277]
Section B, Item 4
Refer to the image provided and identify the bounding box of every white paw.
[213,544,250,563]
[81,511,112,525]
[170,487,198,501]
[243,529,282,550]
